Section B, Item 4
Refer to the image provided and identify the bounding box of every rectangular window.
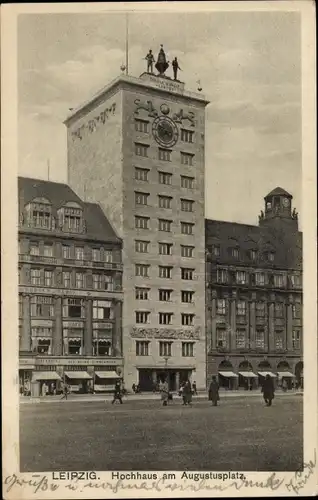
[30,296,54,317]
[292,303,302,319]
[217,328,227,348]
[135,192,149,206]
[231,248,240,259]
[181,245,194,258]
[181,129,194,143]
[104,250,113,263]
[92,248,101,262]
[43,245,53,257]
[159,242,173,255]
[275,331,283,349]
[236,271,246,284]
[62,245,71,259]
[44,270,53,286]
[158,148,171,161]
[135,240,149,253]
[31,336,52,354]
[182,342,194,357]
[158,219,172,232]
[217,299,226,315]
[292,330,301,349]
[181,175,194,189]
[75,247,84,261]
[181,290,194,303]
[93,274,103,290]
[62,271,71,288]
[31,204,52,229]
[135,119,149,133]
[159,312,173,325]
[30,243,40,256]
[135,287,150,300]
[275,303,284,318]
[256,302,266,317]
[267,251,275,262]
[92,337,112,357]
[290,275,302,288]
[135,143,149,157]
[181,268,194,280]
[93,300,113,320]
[255,272,265,286]
[136,311,150,324]
[104,275,114,291]
[159,341,172,357]
[63,208,83,233]
[236,329,246,348]
[159,266,172,279]
[19,295,23,317]
[159,289,172,302]
[158,195,172,209]
[181,199,194,212]
[135,167,149,181]
[159,171,172,185]
[136,341,149,356]
[30,269,41,285]
[66,337,83,356]
[236,300,246,316]
[255,329,265,348]
[217,269,228,283]
[250,249,258,261]
[181,222,194,235]
[181,152,194,166]
[135,264,150,277]
[62,298,85,318]
[274,274,285,288]
[135,216,150,229]
[75,272,84,289]
[181,313,195,326]
[211,245,220,257]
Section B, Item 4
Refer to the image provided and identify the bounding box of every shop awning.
[219,371,238,378]
[239,371,258,378]
[95,371,120,379]
[258,371,276,377]
[32,371,61,382]
[277,371,295,378]
[64,371,92,380]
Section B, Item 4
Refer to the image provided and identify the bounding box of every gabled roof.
[18,177,121,244]
[265,187,292,198]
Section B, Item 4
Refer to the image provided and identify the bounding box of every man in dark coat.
[261,374,275,406]
[183,380,192,406]
[112,380,123,404]
[208,376,220,406]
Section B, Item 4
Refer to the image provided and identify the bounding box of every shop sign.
[93,323,113,329]
[20,286,121,300]
[36,357,123,366]
[62,321,84,328]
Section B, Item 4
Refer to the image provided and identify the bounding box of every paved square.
[20,395,303,472]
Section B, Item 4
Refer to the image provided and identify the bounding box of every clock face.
[283,197,289,207]
[152,116,179,148]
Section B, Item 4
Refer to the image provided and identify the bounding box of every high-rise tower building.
[65,65,209,390]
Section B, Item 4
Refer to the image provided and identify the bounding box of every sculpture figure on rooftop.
[155,45,169,76]
[145,49,155,73]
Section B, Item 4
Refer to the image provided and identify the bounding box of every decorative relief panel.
[133,99,196,127]
[130,326,201,340]
[71,103,116,141]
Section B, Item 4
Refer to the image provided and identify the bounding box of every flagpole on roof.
[47,159,50,181]
[125,12,129,75]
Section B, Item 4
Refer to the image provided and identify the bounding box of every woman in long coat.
[183,380,193,406]
[208,376,220,406]
[261,374,275,406]
[160,380,169,406]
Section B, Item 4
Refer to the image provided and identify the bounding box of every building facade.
[18,177,124,395]
[65,72,209,390]
[206,187,303,390]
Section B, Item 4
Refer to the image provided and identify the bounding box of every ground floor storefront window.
[137,368,192,392]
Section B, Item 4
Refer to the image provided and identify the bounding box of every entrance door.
[138,369,153,391]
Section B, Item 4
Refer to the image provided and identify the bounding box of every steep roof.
[18,177,121,244]
[265,187,292,198]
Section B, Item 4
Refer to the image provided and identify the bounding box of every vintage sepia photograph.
[1,1,317,498]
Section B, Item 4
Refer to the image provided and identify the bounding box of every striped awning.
[32,371,61,382]
[277,371,295,378]
[219,371,238,378]
[95,371,120,379]
[258,371,276,377]
[239,371,258,378]
[64,371,92,380]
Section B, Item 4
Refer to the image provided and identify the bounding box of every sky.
[18,10,302,226]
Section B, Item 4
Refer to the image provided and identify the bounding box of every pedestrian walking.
[112,380,123,404]
[183,380,193,406]
[160,380,169,406]
[192,380,198,395]
[60,384,69,400]
[282,379,288,392]
[261,374,275,406]
[132,383,136,393]
[208,376,220,406]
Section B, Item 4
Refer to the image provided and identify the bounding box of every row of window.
[216,328,301,350]
[135,219,194,234]
[211,245,274,262]
[135,119,194,144]
[136,340,194,357]
[19,297,114,320]
[135,264,195,279]
[24,333,112,356]
[135,312,195,325]
[135,193,194,211]
[135,241,195,256]
[135,143,194,165]
[23,202,85,233]
[216,269,301,288]
[23,269,116,290]
[135,168,195,189]
[215,299,302,318]
[135,288,194,303]
[24,243,115,262]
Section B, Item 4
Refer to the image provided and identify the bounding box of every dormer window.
[58,202,85,234]
[25,198,52,229]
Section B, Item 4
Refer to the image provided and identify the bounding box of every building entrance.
[138,368,192,392]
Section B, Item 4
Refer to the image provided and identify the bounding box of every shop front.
[64,369,93,393]
[94,370,121,392]
[138,368,193,392]
[32,370,62,396]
